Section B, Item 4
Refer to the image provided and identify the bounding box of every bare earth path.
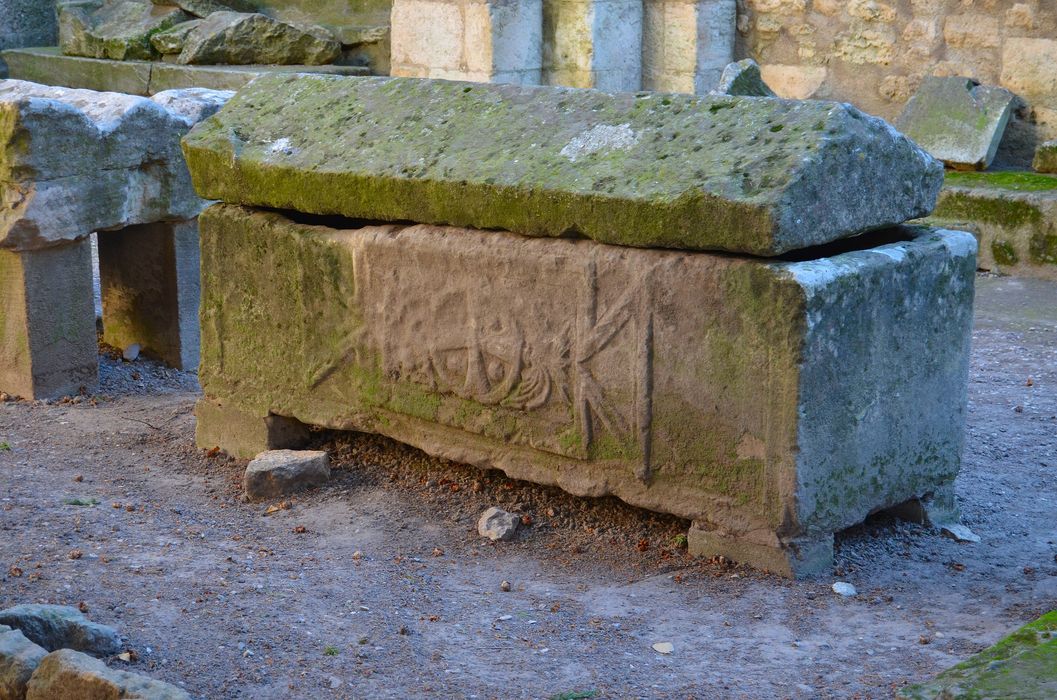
[1,274,1055,700]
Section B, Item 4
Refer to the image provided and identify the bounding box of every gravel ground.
[0,273,1054,699]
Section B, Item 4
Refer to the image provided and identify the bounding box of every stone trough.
[184,75,977,577]
[0,80,230,399]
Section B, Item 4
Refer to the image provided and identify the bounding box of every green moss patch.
[945,170,1057,192]
[899,611,1057,699]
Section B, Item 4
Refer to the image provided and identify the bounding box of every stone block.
[642,0,736,94]
[0,240,97,400]
[0,605,121,657]
[0,80,230,251]
[0,0,58,77]
[182,73,943,257]
[759,64,826,100]
[175,11,341,65]
[895,76,1015,171]
[898,611,1057,700]
[196,203,976,577]
[98,220,200,370]
[390,0,543,84]
[924,171,1057,281]
[1034,140,1057,174]
[0,628,47,700]
[710,58,775,96]
[243,450,330,501]
[194,397,310,459]
[58,0,192,61]
[542,0,642,91]
[0,47,370,96]
[25,649,190,700]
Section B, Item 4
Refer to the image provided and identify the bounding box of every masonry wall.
[0,0,58,76]
[737,0,1057,141]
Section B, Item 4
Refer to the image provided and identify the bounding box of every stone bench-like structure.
[183,75,977,577]
[0,80,230,399]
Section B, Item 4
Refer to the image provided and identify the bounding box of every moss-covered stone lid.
[182,74,944,256]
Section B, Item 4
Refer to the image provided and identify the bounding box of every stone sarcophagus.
[184,75,976,577]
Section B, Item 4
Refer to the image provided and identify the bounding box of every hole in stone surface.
[775,226,916,262]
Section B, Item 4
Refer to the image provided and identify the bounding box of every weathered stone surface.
[176,12,340,65]
[195,397,309,459]
[711,58,776,97]
[0,0,58,78]
[196,204,976,576]
[0,241,98,400]
[25,649,190,700]
[0,628,47,700]
[896,77,1016,171]
[183,74,943,256]
[152,0,252,17]
[477,507,520,541]
[898,611,1057,700]
[243,449,330,501]
[58,1,191,61]
[923,171,1057,280]
[642,0,737,94]
[0,80,229,251]
[390,0,543,84]
[542,0,642,91]
[0,605,121,657]
[0,47,368,96]
[150,19,202,55]
[1034,140,1057,174]
[98,219,201,370]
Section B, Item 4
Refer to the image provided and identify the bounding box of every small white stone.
[652,642,674,654]
[122,343,141,362]
[941,523,981,543]
[477,507,520,541]
[832,581,857,597]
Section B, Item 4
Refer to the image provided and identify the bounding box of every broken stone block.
[0,628,47,700]
[0,605,121,657]
[243,450,330,502]
[25,649,190,700]
[477,507,520,541]
[182,74,943,257]
[542,0,642,91]
[390,0,543,84]
[152,0,252,17]
[710,58,775,97]
[150,19,203,55]
[194,397,310,459]
[897,611,1057,700]
[58,0,192,61]
[195,204,976,577]
[98,219,200,370]
[642,0,736,94]
[1034,139,1057,174]
[0,241,98,400]
[896,76,1016,171]
[0,80,228,250]
[176,12,341,65]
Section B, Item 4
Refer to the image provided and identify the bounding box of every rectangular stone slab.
[196,204,976,576]
[181,74,944,256]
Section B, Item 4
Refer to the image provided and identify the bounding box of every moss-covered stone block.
[899,611,1057,700]
[1034,139,1057,174]
[181,73,943,257]
[924,172,1057,280]
[197,204,976,576]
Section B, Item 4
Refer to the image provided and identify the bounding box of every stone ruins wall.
[0,1,58,76]
[738,0,1057,138]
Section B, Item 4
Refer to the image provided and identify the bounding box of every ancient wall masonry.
[740,0,1057,144]
[0,80,229,398]
[643,0,736,94]
[185,75,976,576]
[181,73,943,257]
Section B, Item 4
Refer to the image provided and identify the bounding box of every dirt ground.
[1,273,1055,700]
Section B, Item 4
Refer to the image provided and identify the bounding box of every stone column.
[542,0,643,91]
[642,0,736,94]
[0,239,98,400]
[97,219,200,371]
[390,0,543,84]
